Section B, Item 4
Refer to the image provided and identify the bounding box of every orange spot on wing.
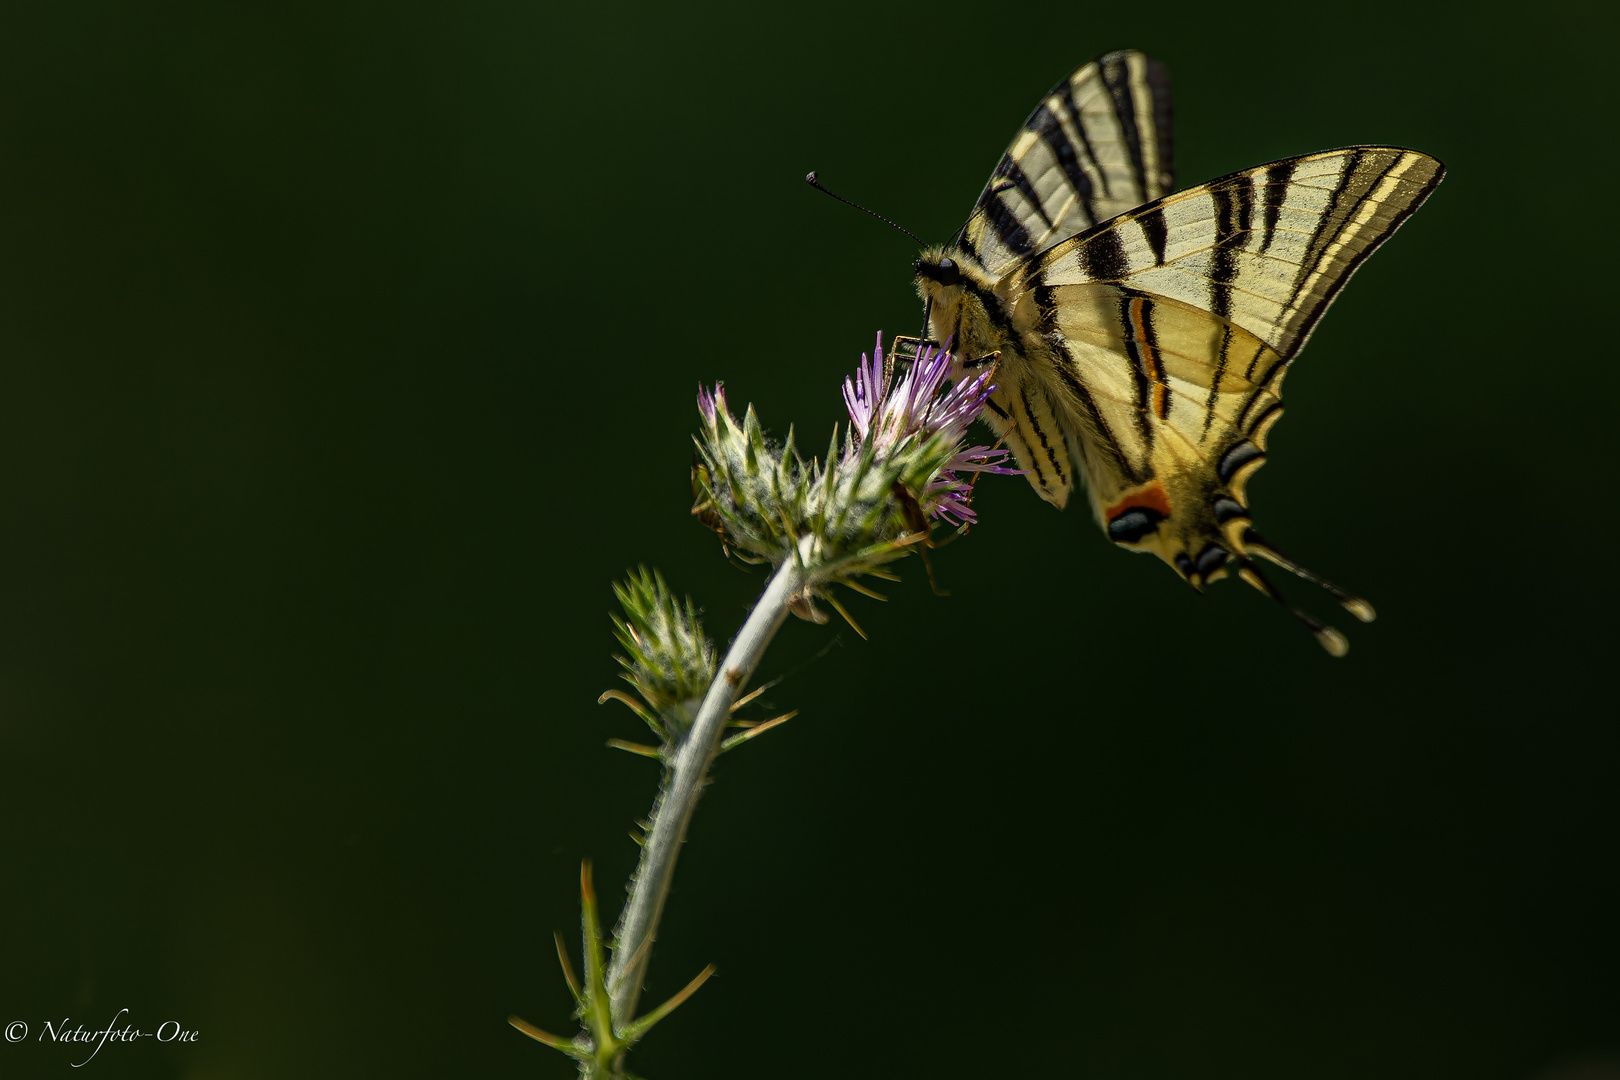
[1105,484,1172,521]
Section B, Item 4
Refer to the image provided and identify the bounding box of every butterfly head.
[913,246,999,367]
[913,246,990,298]
[918,254,957,287]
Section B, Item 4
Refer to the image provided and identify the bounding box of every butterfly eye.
[937,258,960,286]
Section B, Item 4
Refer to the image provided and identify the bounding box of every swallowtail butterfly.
[896,50,1444,654]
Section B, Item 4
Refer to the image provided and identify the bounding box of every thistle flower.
[602,568,716,751]
[691,332,1017,581]
[841,333,1017,528]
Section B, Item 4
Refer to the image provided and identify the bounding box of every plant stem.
[606,556,805,1024]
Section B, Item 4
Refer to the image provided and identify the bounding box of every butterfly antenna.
[1242,528,1376,623]
[805,172,928,247]
[1234,556,1350,657]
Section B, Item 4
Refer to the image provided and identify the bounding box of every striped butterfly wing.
[1006,147,1445,459]
[1002,146,1445,652]
[957,49,1174,280]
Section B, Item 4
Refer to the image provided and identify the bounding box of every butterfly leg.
[889,335,938,363]
[947,423,1010,541]
[890,481,948,596]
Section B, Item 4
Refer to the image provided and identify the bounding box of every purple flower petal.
[835,332,1021,525]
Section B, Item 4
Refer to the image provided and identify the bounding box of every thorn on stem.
[606,738,664,760]
[507,1016,587,1060]
[598,689,665,737]
[618,963,718,1044]
[720,710,798,752]
[728,684,768,713]
[554,930,583,1001]
[838,577,888,602]
[822,593,866,639]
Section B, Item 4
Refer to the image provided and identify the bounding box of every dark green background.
[0,1,1614,1077]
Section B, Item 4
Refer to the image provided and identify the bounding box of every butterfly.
[894,49,1444,655]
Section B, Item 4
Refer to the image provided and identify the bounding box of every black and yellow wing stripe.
[1006,146,1445,375]
[957,50,1175,280]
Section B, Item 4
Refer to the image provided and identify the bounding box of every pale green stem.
[606,555,805,1024]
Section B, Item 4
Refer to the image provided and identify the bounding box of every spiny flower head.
[690,332,1018,582]
[609,568,716,742]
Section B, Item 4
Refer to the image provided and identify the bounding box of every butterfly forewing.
[1007,148,1445,365]
[958,50,1174,279]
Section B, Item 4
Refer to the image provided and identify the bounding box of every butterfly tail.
[1242,529,1376,623]
[1234,556,1350,658]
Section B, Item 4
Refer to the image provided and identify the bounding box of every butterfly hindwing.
[957,49,1174,280]
[977,370,1083,509]
[1016,283,1283,490]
